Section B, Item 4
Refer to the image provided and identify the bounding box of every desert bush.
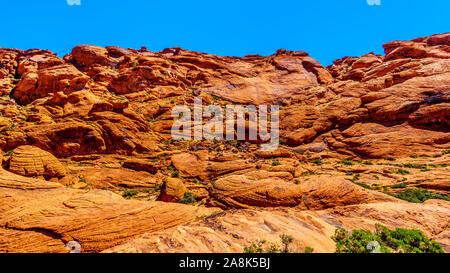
[396,169,410,175]
[309,159,322,166]
[304,247,314,253]
[392,189,450,203]
[280,234,294,253]
[244,234,294,253]
[341,159,356,166]
[122,189,138,199]
[403,163,427,170]
[332,224,444,253]
[171,170,180,178]
[179,191,197,204]
[244,240,282,253]
[355,182,371,189]
[391,183,407,189]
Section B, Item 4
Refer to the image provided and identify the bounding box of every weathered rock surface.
[209,172,398,209]
[0,33,448,158]
[105,200,450,253]
[0,33,449,253]
[65,166,159,190]
[122,158,158,173]
[7,145,66,179]
[281,33,450,157]
[0,169,210,253]
[171,152,207,179]
[12,49,89,104]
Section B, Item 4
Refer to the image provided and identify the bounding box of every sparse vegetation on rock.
[392,189,450,203]
[0,33,449,253]
[332,224,444,253]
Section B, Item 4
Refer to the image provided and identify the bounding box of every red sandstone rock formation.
[0,33,449,253]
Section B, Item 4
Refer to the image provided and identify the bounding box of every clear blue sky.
[1,0,448,65]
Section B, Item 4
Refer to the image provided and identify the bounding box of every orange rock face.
[0,169,211,253]
[105,200,450,253]
[7,145,66,179]
[0,33,449,253]
[211,172,400,209]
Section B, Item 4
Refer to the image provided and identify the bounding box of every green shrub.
[403,163,427,170]
[309,159,322,166]
[244,240,266,253]
[427,164,449,169]
[396,169,410,175]
[384,157,396,161]
[244,235,292,253]
[244,240,282,253]
[442,149,450,155]
[332,224,444,253]
[122,189,138,198]
[272,160,281,166]
[179,191,197,204]
[391,183,407,189]
[304,247,314,253]
[347,173,360,183]
[392,189,450,203]
[333,228,378,253]
[341,159,355,166]
[264,243,282,253]
[171,170,180,178]
[279,234,294,253]
[355,182,371,189]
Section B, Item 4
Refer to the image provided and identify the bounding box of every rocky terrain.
[0,33,449,253]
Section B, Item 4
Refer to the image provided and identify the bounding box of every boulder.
[171,153,207,178]
[158,177,186,202]
[122,159,158,174]
[8,145,66,179]
[71,45,120,69]
[210,172,399,209]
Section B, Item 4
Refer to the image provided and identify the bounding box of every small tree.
[304,247,314,253]
[279,234,294,253]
